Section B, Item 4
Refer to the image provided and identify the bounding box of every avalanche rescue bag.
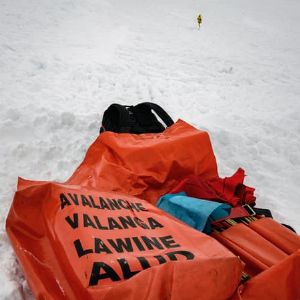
[6,114,230,300]
[99,102,174,134]
[6,178,243,300]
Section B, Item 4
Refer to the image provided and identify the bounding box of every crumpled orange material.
[67,119,218,205]
[231,250,300,300]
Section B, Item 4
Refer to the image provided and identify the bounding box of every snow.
[0,0,299,298]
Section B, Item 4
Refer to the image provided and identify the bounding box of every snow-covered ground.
[0,0,299,298]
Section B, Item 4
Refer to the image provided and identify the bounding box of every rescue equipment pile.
[6,103,300,299]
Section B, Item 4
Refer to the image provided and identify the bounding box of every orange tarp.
[67,119,218,205]
[7,179,242,299]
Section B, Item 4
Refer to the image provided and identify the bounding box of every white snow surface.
[0,0,299,298]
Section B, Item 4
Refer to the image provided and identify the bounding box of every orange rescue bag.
[6,178,242,300]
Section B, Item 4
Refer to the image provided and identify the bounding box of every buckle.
[243,204,256,216]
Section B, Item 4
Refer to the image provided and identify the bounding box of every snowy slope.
[0,0,300,298]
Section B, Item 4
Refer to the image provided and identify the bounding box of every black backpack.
[100,102,174,134]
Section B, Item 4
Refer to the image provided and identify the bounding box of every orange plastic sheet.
[6,178,242,300]
[66,119,218,205]
[231,250,300,300]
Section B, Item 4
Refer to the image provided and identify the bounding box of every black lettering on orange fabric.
[159,235,180,249]
[74,239,93,257]
[68,193,79,205]
[60,193,71,209]
[107,238,133,253]
[95,238,113,254]
[148,217,164,229]
[89,262,120,286]
[83,214,97,229]
[117,258,140,279]
[65,213,78,229]
[81,194,92,208]
[166,250,195,261]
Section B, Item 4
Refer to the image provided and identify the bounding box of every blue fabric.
[157,192,231,234]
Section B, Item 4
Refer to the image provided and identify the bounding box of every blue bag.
[157,192,231,234]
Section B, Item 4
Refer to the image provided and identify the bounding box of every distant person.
[197,14,202,29]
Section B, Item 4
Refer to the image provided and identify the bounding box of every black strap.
[253,207,273,218]
[135,102,174,128]
[281,224,296,233]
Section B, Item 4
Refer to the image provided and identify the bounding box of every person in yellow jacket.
[197,14,202,29]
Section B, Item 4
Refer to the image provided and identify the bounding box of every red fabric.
[170,168,256,207]
[213,206,252,224]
